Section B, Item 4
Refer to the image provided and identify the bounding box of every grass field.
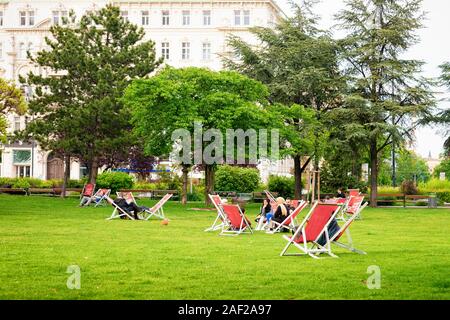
[0,194,449,300]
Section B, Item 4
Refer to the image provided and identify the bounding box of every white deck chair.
[141,193,173,220]
[105,195,136,220]
[92,189,111,207]
[205,194,229,232]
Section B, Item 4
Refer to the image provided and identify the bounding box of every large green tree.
[21,5,162,185]
[124,67,277,205]
[335,0,435,206]
[437,62,450,156]
[224,1,344,198]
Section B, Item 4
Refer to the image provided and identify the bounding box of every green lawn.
[0,194,449,300]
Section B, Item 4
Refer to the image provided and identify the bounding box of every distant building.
[424,151,442,175]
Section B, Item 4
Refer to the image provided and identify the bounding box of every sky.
[276,0,450,159]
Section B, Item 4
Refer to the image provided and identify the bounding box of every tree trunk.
[369,140,378,208]
[294,155,302,200]
[88,157,99,184]
[204,165,215,205]
[181,165,189,205]
[61,154,71,199]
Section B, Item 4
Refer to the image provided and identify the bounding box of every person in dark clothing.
[256,198,272,223]
[336,188,346,199]
[269,197,291,232]
[113,197,147,220]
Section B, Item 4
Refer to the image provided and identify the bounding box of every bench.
[0,187,27,195]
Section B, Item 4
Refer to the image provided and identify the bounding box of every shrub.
[214,165,261,193]
[267,175,294,198]
[96,172,134,193]
[377,186,401,194]
[436,191,450,204]
[419,178,450,193]
[401,180,418,195]
[133,182,157,190]
[12,179,31,189]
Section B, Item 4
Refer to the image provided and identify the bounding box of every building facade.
[0,0,284,180]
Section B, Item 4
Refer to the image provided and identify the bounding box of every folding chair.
[141,193,173,220]
[267,200,308,234]
[79,183,96,206]
[280,202,341,259]
[116,191,136,204]
[205,194,229,232]
[348,189,361,197]
[105,195,136,220]
[344,196,366,220]
[328,202,368,255]
[92,189,111,207]
[264,190,277,203]
[220,204,253,236]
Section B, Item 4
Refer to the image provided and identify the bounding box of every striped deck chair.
[220,204,253,236]
[268,200,308,234]
[105,195,136,220]
[344,196,366,220]
[205,194,228,232]
[141,193,173,220]
[348,189,361,197]
[280,202,341,259]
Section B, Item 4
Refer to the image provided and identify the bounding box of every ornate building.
[0,0,283,179]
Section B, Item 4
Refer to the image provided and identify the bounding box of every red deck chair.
[268,200,308,233]
[205,194,229,232]
[280,202,341,259]
[348,189,361,197]
[79,183,96,205]
[105,195,136,220]
[92,188,111,207]
[344,196,366,220]
[328,202,368,255]
[220,204,253,236]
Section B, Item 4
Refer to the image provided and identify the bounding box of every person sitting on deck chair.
[113,194,148,220]
[269,197,291,232]
[256,198,272,223]
[336,188,346,199]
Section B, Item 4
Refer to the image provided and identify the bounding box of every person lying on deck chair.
[268,197,291,232]
[113,195,148,220]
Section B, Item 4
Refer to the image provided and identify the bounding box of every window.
[182,10,190,26]
[14,117,21,131]
[16,165,31,178]
[0,11,3,26]
[234,10,241,25]
[28,11,35,26]
[162,10,169,26]
[243,10,250,25]
[203,10,211,26]
[53,10,68,25]
[20,10,34,26]
[20,11,26,26]
[27,42,33,55]
[161,42,169,60]
[141,11,149,25]
[202,42,211,60]
[181,42,190,60]
[120,11,128,21]
[19,42,26,59]
[13,150,31,164]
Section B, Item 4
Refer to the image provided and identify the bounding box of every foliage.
[401,180,419,195]
[433,159,450,180]
[214,165,261,193]
[96,172,134,193]
[0,78,27,142]
[418,178,450,193]
[436,192,450,203]
[267,175,295,198]
[21,5,162,182]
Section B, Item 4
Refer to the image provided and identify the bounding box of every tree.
[396,150,430,184]
[433,159,450,180]
[124,67,274,205]
[437,62,450,156]
[335,0,435,207]
[224,1,344,198]
[21,5,162,188]
[0,78,27,141]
